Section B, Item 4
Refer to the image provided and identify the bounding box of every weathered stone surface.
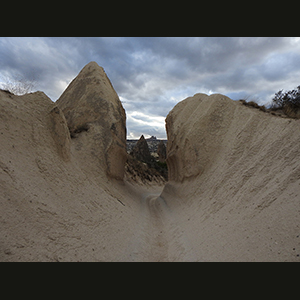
[165,93,238,182]
[131,135,152,163]
[157,140,166,163]
[56,61,127,180]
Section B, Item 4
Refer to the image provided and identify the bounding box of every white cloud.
[126,111,166,139]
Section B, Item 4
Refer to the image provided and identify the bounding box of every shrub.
[271,86,300,117]
[240,99,266,112]
[247,101,259,108]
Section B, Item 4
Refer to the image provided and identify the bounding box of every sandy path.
[133,187,194,262]
[127,187,168,261]
[144,193,168,261]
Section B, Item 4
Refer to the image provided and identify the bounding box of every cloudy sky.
[1,37,300,138]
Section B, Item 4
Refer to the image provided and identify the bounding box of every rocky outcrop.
[165,93,300,186]
[0,86,147,262]
[130,135,152,164]
[161,93,300,260]
[126,135,168,183]
[166,93,235,182]
[157,140,166,163]
[56,61,127,180]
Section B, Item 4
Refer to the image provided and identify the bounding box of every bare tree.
[0,75,36,95]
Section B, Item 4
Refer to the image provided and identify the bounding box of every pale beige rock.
[162,93,300,261]
[166,93,235,181]
[56,61,127,180]
[49,106,71,161]
[0,87,156,262]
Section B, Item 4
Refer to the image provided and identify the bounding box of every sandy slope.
[1,64,300,261]
[0,63,167,262]
[0,89,137,261]
[161,93,300,261]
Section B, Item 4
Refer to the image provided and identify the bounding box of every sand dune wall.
[0,63,135,262]
[165,93,300,196]
[0,88,150,262]
[161,93,300,261]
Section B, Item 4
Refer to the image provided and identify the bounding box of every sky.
[1,37,300,139]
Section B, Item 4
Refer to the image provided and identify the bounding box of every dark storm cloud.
[1,37,300,138]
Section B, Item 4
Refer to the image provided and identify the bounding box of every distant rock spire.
[147,136,157,141]
[131,135,152,163]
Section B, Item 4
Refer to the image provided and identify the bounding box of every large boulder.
[56,61,127,180]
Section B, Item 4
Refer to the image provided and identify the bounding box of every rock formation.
[2,63,300,261]
[157,140,166,163]
[126,135,167,184]
[165,93,234,182]
[165,92,300,186]
[56,61,127,180]
[147,136,157,141]
[0,64,136,262]
[161,93,300,261]
[130,135,152,164]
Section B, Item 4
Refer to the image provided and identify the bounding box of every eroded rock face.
[165,93,236,182]
[131,135,152,163]
[49,106,71,161]
[56,61,127,180]
[157,140,166,163]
